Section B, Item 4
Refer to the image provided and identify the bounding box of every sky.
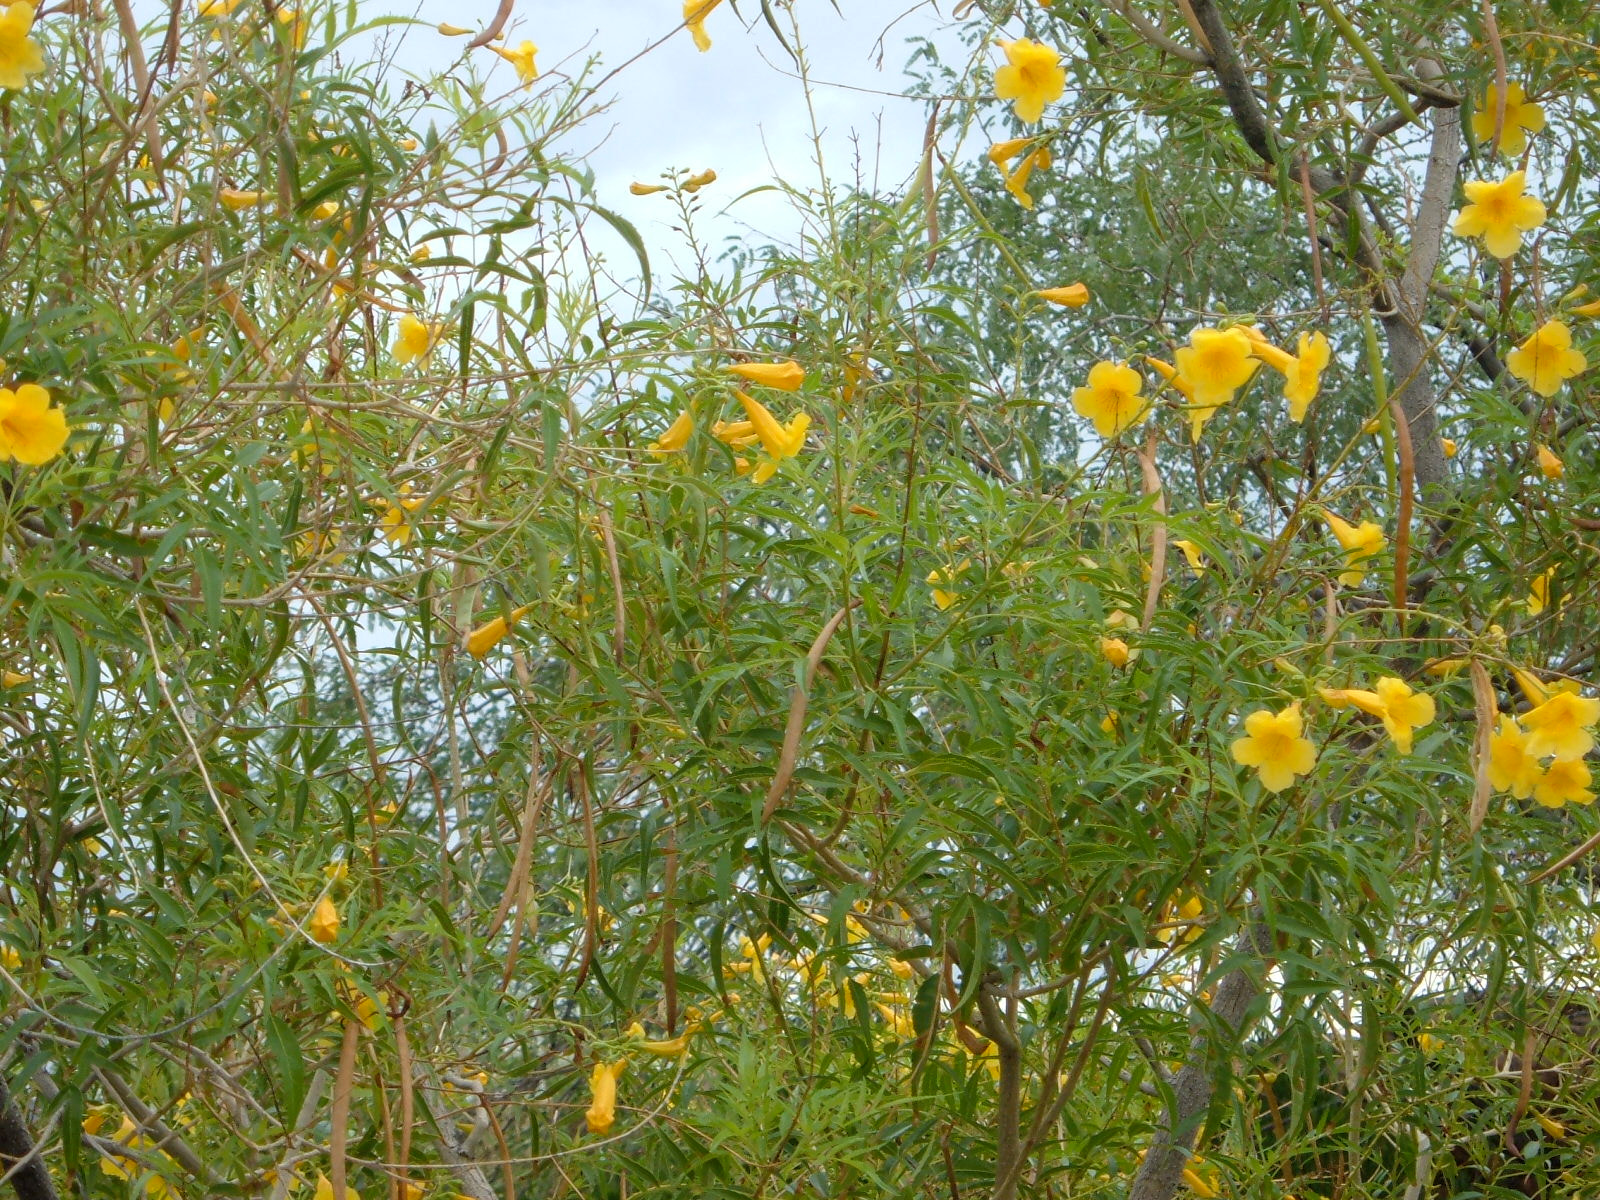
[382,1,974,274]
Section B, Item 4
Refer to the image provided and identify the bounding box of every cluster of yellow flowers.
[1232,677,1436,792]
[646,359,811,484]
[1488,670,1597,808]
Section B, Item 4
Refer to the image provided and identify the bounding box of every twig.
[760,603,858,825]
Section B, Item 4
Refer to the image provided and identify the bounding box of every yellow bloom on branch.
[927,560,969,611]
[1321,510,1385,587]
[392,314,442,365]
[1536,444,1565,479]
[0,384,69,465]
[993,38,1065,124]
[1245,329,1330,422]
[995,143,1051,208]
[1507,320,1586,397]
[648,409,693,456]
[490,40,538,85]
[0,3,44,90]
[1071,359,1146,438]
[1532,757,1595,809]
[733,390,808,483]
[1470,82,1545,156]
[1230,700,1317,792]
[308,896,340,944]
[464,605,534,660]
[1173,327,1257,440]
[585,1059,626,1134]
[1371,676,1436,754]
[683,0,723,52]
[1521,689,1600,761]
[219,188,265,211]
[1100,637,1134,668]
[682,168,717,192]
[727,360,804,391]
[1453,171,1546,259]
[1171,539,1206,574]
[1033,282,1090,308]
[313,1172,360,1200]
[630,182,669,195]
[1526,566,1562,616]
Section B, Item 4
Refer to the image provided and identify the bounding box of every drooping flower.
[1527,566,1561,616]
[927,561,968,611]
[313,1172,359,1200]
[1537,444,1565,479]
[1071,360,1146,438]
[993,38,1065,124]
[733,390,808,483]
[1000,145,1051,208]
[727,360,804,391]
[392,314,441,365]
[630,182,669,195]
[1173,327,1258,440]
[464,604,534,660]
[1418,1032,1447,1055]
[1321,510,1385,587]
[1034,283,1090,307]
[648,409,693,456]
[1100,637,1133,668]
[1521,689,1600,761]
[377,489,424,546]
[1506,320,1586,397]
[219,188,265,211]
[585,1060,626,1134]
[1245,329,1331,422]
[682,168,716,192]
[1171,539,1206,574]
[1470,82,1545,156]
[626,1021,696,1058]
[1532,757,1595,808]
[0,384,69,465]
[1372,676,1436,754]
[308,896,340,944]
[0,3,45,91]
[1441,438,1458,458]
[437,22,471,35]
[1453,171,1546,259]
[1230,700,1317,792]
[490,40,538,85]
[683,0,722,52]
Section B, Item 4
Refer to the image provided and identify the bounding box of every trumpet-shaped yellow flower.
[1372,676,1436,754]
[1246,329,1331,422]
[0,2,43,91]
[1453,171,1546,259]
[1536,444,1564,479]
[219,188,265,211]
[1522,689,1600,761]
[1034,282,1090,307]
[585,1059,626,1134]
[437,22,471,35]
[711,418,759,449]
[464,605,534,660]
[314,1172,360,1200]
[733,390,808,482]
[377,490,424,546]
[392,315,442,365]
[1507,320,1586,397]
[727,360,804,391]
[1441,437,1458,458]
[1418,1032,1447,1055]
[1532,757,1595,808]
[2,670,29,688]
[999,145,1051,208]
[1321,510,1385,587]
[682,168,716,192]
[1230,700,1316,792]
[1173,327,1257,439]
[490,40,538,85]
[683,0,722,52]
[630,182,669,195]
[1099,637,1134,668]
[648,409,693,456]
[626,1021,697,1057]
[927,560,968,611]
[1071,359,1146,438]
[0,384,69,465]
[993,38,1065,124]
[308,896,340,944]
[1470,82,1545,156]
[1527,565,1562,616]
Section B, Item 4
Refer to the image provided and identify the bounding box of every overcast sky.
[386,1,975,272]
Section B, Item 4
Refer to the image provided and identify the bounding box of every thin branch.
[1110,0,1210,64]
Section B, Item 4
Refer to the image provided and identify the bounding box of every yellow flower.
[392,314,441,365]
[0,3,45,90]
[1171,539,1206,574]
[378,490,424,546]
[1245,329,1330,422]
[1521,689,1600,761]
[1534,1111,1566,1140]
[1372,676,1436,754]
[999,145,1051,208]
[1453,171,1546,258]
[1071,359,1146,438]
[1100,637,1134,668]
[1527,565,1561,616]
[2,670,29,687]
[398,137,418,151]
[308,896,340,944]
[0,384,69,465]
[585,1059,626,1134]
[311,200,340,221]
[464,604,534,660]
[630,182,669,195]
[626,1021,697,1057]
[683,0,722,52]
[1470,82,1545,155]
[219,188,265,211]
[275,8,306,50]
[1033,282,1090,307]
[927,560,969,611]
[1536,443,1565,479]
[198,0,245,14]
[1316,686,1388,718]
[0,947,18,970]
[733,390,808,482]
[648,409,693,456]
[1173,327,1258,439]
[727,360,804,391]
[437,22,471,35]
[711,418,759,449]
[1532,757,1595,808]
[1424,657,1469,679]
[993,38,1065,124]
[1441,437,1457,458]
[1506,320,1586,397]
[491,40,538,86]
[409,245,431,264]
[682,168,717,192]
[1321,510,1385,587]
[1418,1032,1446,1055]
[1230,700,1317,792]
[314,1173,360,1200]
